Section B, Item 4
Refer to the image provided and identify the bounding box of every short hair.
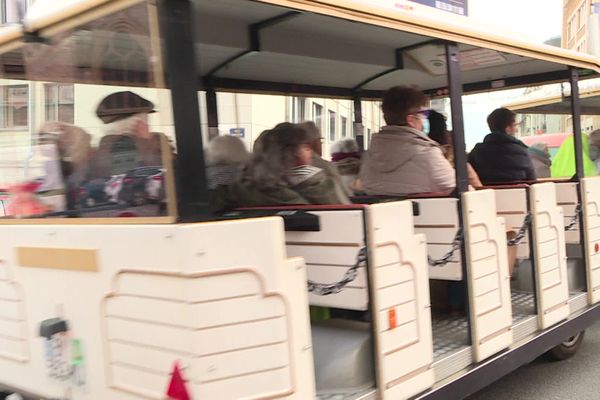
[427,110,448,145]
[331,138,359,154]
[382,86,427,125]
[589,129,600,145]
[205,135,249,166]
[487,107,516,133]
[297,121,321,142]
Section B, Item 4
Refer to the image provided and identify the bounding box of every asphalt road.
[467,321,600,400]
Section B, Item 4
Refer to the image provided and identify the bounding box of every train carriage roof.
[5,0,600,98]
[506,87,600,115]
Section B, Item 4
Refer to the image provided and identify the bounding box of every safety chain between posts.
[565,204,581,231]
[428,228,463,267]
[307,247,367,296]
[507,213,531,247]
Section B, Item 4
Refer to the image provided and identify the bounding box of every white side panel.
[0,263,28,363]
[462,190,513,362]
[413,198,462,281]
[0,218,315,400]
[286,210,368,310]
[529,183,569,328]
[582,177,600,304]
[367,201,434,400]
[494,188,530,259]
[556,182,580,244]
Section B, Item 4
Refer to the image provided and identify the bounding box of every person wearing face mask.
[359,86,455,195]
[468,108,536,185]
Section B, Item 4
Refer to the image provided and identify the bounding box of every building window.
[0,84,28,129]
[341,116,348,137]
[328,110,336,141]
[288,96,306,122]
[312,102,323,130]
[45,84,75,124]
[1,0,27,24]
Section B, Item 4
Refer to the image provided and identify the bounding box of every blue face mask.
[422,118,430,135]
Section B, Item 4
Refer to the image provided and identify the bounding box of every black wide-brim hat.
[96,91,156,124]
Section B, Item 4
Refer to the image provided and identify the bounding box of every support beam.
[353,95,365,151]
[204,11,301,80]
[206,87,219,140]
[159,0,210,222]
[445,42,469,195]
[570,67,584,180]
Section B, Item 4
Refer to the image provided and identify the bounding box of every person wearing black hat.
[92,91,163,178]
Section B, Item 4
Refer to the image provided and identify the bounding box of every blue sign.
[408,0,468,16]
[229,128,245,138]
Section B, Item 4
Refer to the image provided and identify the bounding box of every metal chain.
[307,247,367,296]
[565,204,581,231]
[507,213,531,247]
[428,229,463,267]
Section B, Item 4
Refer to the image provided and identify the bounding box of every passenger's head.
[528,142,550,158]
[427,110,449,145]
[330,138,360,162]
[297,120,322,156]
[96,91,155,124]
[382,86,428,129]
[37,121,92,167]
[103,113,151,140]
[589,129,600,161]
[487,107,518,135]
[205,135,250,167]
[245,122,313,186]
[253,129,273,153]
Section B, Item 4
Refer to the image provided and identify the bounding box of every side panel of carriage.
[462,190,513,362]
[581,177,600,304]
[0,218,315,400]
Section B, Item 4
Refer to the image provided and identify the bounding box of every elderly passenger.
[213,122,349,210]
[205,135,250,189]
[330,138,361,194]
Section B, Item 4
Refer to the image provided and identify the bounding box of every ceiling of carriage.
[191,0,599,96]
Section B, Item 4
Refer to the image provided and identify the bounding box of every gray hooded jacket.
[359,125,455,195]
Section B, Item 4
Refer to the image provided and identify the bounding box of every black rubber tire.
[546,330,585,361]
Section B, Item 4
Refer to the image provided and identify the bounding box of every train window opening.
[0,1,176,221]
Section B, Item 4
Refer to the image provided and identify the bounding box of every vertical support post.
[445,42,469,195]
[158,0,210,222]
[446,41,471,343]
[206,87,219,140]
[353,95,365,151]
[570,67,584,180]
[569,67,589,283]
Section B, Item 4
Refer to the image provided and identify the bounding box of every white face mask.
[421,118,430,135]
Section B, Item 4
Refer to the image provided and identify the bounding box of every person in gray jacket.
[359,86,455,195]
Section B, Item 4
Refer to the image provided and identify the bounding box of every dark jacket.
[468,132,536,184]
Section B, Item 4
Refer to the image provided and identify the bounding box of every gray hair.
[589,129,600,145]
[205,135,250,166]
[331,138,359,154]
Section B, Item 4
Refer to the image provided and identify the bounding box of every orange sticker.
[388,308,397,330]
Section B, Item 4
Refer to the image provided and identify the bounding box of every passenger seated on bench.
[359,86,455,195]
[469,108,536,184]
[205,135,250,189]
[212,122,350,210]
[330,138,361,194]
[298,121,351,200]
[427,110,482,188]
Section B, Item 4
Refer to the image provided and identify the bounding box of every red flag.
[166,361,191,400]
